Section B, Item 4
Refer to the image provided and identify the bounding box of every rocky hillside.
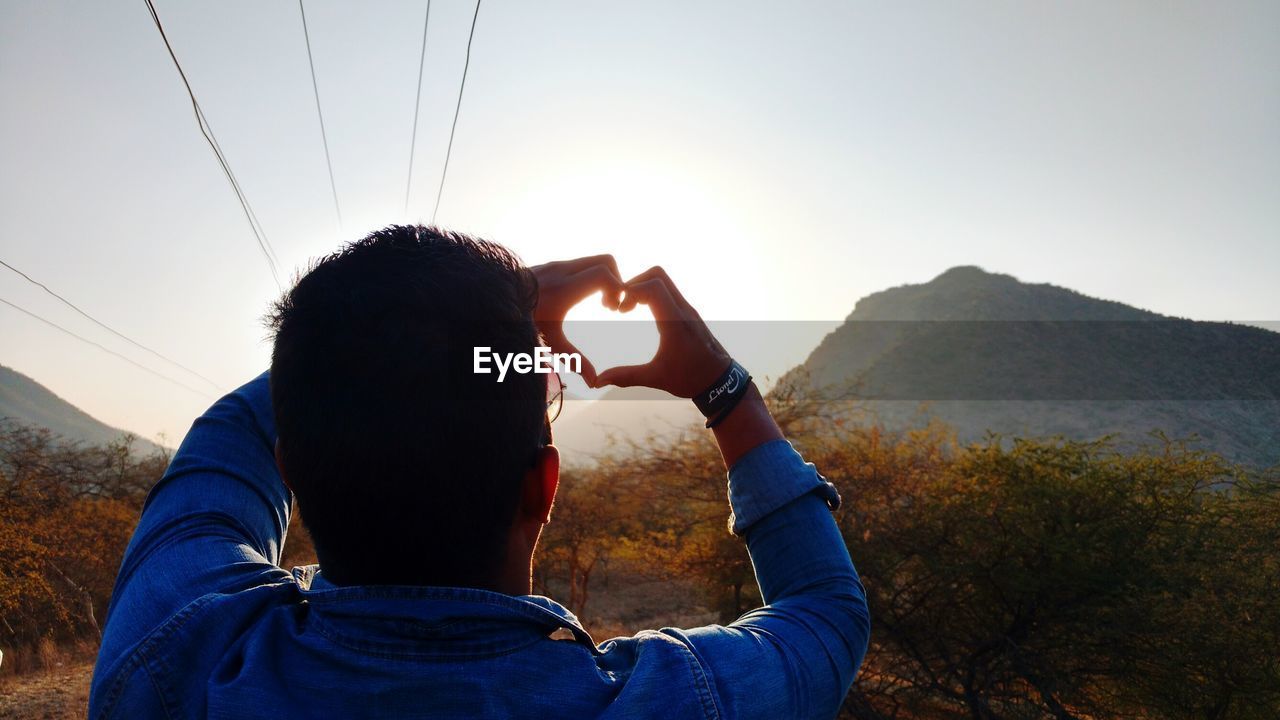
[785,267,1280,466]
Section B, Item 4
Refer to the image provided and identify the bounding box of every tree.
[825,431,1280,719]
[536,468,632,618]
[559,384,1280,719]
[0,420,164,660]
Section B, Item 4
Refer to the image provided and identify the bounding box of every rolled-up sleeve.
[726,439,842,534]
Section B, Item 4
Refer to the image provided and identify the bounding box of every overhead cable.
[142,0,283,289]
[0,296,214,399]
[299,0,344,230]
[431,0,483,224]
[0,258,223,392]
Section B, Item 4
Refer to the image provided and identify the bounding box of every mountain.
[558,267,1279,467]
[0,364,164,454]
[785,267,1280,466]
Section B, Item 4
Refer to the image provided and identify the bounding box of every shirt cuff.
[726,439,841,535]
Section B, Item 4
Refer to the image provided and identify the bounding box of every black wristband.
[693,360,752,428]
[705,384,751,428]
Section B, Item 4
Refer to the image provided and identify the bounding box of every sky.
[1,0,1277,445]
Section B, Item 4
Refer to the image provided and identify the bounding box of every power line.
[298,0,344,230]
[404,0,432,217]
[144,0,282,278]
[431,0,483,224]
[145,0,281,278]
[142,0,283,289]
[0,297,214,400]
[198,114,280,270]
[0,259,224,392]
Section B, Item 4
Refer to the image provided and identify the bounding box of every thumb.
[594,363,651,389]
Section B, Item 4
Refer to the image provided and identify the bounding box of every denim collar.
[290,566,598,659]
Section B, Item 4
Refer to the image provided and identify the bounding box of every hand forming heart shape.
[531,256,731,399]
[561,298,660,385]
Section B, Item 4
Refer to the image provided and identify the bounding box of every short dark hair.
[268,225,545,587]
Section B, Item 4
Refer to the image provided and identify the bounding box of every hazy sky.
[2,0,1277,444]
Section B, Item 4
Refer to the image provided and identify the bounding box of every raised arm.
[92,373,293,693]
[587,266,870,720]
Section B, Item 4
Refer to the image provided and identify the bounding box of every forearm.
[710,383,783,468]
[137,372,289,560]
[724,435,854,599]
[690,411,869,718]
[710,380,854,596]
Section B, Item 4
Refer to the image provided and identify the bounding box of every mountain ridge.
[0,364,165,454]
[792,266,1280,466]
[844,265,1165,323]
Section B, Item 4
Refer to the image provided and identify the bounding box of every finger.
[594,363,650,389]
[620,266,695,314]
[617,278,681,322]
[569,264,624,310]
[561,254,619,275]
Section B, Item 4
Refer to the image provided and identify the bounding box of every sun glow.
[492,155,753,299]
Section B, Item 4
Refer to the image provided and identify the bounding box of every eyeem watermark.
[474,346,581,382]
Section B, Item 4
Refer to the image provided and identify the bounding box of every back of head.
[268,225,545,588]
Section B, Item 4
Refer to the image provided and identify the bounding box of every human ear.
[522,444,560,525]
[274,438,292,493]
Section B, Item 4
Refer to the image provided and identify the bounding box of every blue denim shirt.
[90,374,869,719]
